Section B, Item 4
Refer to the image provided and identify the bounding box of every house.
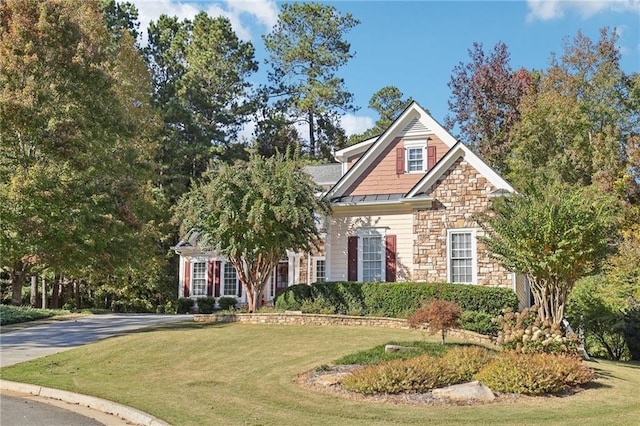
[172,102,531,308]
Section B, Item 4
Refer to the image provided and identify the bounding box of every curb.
[0,380,171,426]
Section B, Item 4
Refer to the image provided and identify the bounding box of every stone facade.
[413,157,512,287]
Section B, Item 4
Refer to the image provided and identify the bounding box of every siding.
[346,136,449,196]
[328,209,415,281]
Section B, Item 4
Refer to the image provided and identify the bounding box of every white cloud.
[129,0,278,44]
[340,114,374,137]
[526,0,640,22]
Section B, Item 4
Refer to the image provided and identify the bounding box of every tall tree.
[145,12,258,202]
[176,152,331,312]
[476,181,619,324]
[0,0,159,304]
[263,2,359,158]
[348,86,413,145]
[507,28,637,191]
[99,0,140,45]
[445,42,532,174]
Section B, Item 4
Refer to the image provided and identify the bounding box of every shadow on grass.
[124,319,235,334]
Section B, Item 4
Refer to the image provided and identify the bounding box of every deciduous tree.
[476,181,619,324]
[176,152,331,312]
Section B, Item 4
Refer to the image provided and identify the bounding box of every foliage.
[111,299,153,313]
[496,307,580,355]
[196,297,216,314]
[0,0,164,305]
[566,276,630,360]
[474,352,594,395]
[347,86,413,145]
[275,281,518,321]
[217,296,238,311]
[144,12,258,202]
[300,298,335,315]
[460,310,499,336]
[445,41,532,174]
[0,305,70,326]
[177,298,194,314]
[176,152,331,312]
[263,2,359,158]
[507,28,636,192]
[476,181,619,324]
[624,302,640,361]
[342,346,494,395]
[334,341,451,365]
[407,299,462,344]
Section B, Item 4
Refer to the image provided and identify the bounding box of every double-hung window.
[447,229,476,283]
[405,141,426,173]
[358,229,385,282]
[191,261,207,296]
[314,258,326,282]
[223,262,238,296]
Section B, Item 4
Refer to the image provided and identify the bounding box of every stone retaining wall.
[193,312,495,346]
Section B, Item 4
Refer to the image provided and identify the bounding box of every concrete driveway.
[1,313,193,368]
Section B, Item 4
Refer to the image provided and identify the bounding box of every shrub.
[474,352,594,395]
[300,297,335,314]
[408,299,462,344]
[342,345,494,395]
[496,306,580,355]
[217,296,238,311]
[164,300,177,314]
[335,341,451,365]
[177,298,194,314]
[196,297,216,314]
[461,310,498,335]
[273,284,311,311]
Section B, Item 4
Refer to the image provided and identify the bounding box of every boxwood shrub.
[217,296,238,311]
[196,297,216,314]
[274,281,518,320]
[177,298,194,314]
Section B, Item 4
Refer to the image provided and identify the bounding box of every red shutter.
[347,236,358,281]
[396,147,405,174]
[207,261,214,296]
[385,235,397,282]
[214,261,221,297]
[183,260,191,297]
[427,145,437,170]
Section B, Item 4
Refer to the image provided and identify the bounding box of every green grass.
[1,322,639,426]
[334,340,453,365]
[0,305,72,326]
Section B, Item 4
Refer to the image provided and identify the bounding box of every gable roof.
[304,163,342,186]
[406,142,515,198]
[327,101,457,200]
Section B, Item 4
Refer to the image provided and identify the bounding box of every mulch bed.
[296,364,580,406]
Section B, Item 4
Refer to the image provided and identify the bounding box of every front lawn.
[1,323,638,425]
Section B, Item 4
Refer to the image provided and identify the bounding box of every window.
[315,258,326,282]
[404,140,426,173]
[447,229,476,283]
[358,229,385,282]
[191,262,207,296]
[223,262,238,296]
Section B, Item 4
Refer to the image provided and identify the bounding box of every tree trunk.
[30,275,38,307]
[308,110,315,157]
[10,261,29,305]
[41,276,47,309]
[52,276,60,309]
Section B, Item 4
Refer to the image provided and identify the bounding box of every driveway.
[1,313,193,367]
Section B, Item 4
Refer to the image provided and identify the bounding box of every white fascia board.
[406,143,515,198]
[334,136,378,162]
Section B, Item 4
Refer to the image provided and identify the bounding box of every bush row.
[342,346,594,396]
[176,297,239,314]
[274,281,517,323]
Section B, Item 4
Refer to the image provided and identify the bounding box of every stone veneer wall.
[413,157,512,287]
[193,312,495,346]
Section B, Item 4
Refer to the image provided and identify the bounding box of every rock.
[314,373,349,386]
[432,381,495,401]
[384,344,418,352]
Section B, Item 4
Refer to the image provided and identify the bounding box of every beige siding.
[328,208,415,281]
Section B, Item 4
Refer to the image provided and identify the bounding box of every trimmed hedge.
[196,297,216,314]
[274,281,518,319]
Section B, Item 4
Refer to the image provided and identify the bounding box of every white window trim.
[357,228,386,282]
[446,228,477,284]
[312,256,326,283]
[221,260,239,297]
[404,140,426,174]
[190,257,209,297]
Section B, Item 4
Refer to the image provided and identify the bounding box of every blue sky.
[130,0,640,136]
